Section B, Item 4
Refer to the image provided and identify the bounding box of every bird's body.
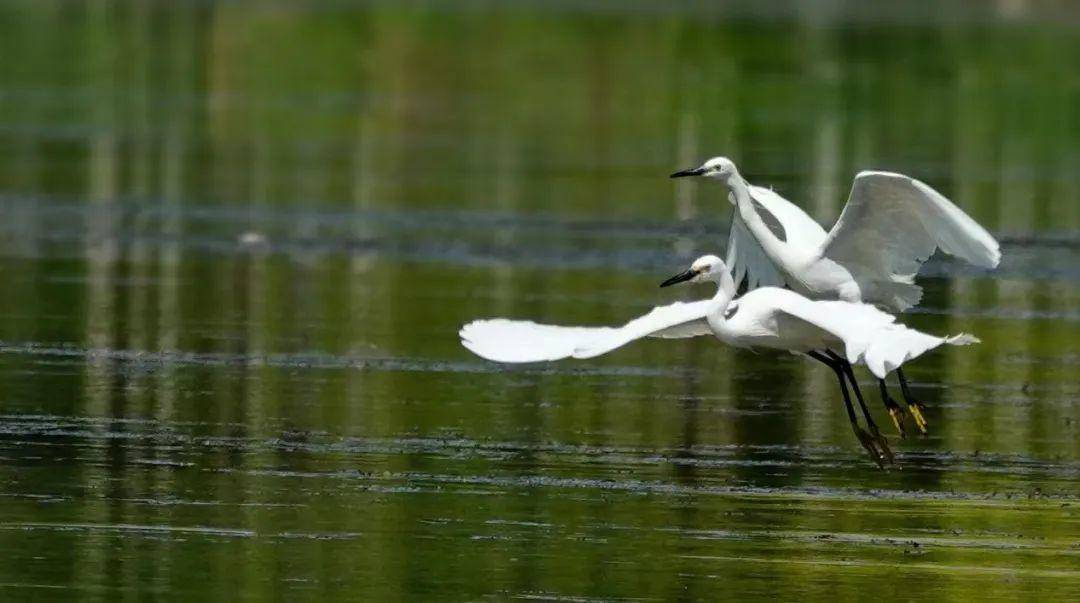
[673,160,1001,311]
[669,158,1001,441]
[461,254,979,466]
[461,256,974,380]
[708,288,856,354]
[464,159,998,465]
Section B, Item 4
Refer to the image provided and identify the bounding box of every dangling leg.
[808,351,884,468]
[896,368,928,435]
[827,351,893,464]
[878,379,907,438]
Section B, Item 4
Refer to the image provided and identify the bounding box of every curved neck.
[729,175,788,264]
[707,268,737,313]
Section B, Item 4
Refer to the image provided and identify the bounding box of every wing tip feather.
[946,333,980,346]
[855,169,906,181]
[978,244,1003,269]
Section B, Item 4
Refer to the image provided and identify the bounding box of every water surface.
[0,2,1078,601]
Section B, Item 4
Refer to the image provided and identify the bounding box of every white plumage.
[669,158,999,448]
[681,160,1001,312]
[725,184,828,291]
[461,299,715,362]
[460,256,976,380]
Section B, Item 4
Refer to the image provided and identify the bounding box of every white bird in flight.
[461,255,978,466]
[671,157,1000,436]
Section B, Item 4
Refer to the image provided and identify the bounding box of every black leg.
[896,368,928,434]
[808,351,884,468]
[878,379,907,438]
[827,351,894,464]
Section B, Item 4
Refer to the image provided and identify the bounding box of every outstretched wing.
[460,299,715,363]
[767,291,975,379]
[818,171,1000,310]
[725,186,828,292]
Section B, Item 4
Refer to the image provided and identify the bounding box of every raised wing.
[460,299,715,363]
[818,171,1000,310]
[749,185,829,250]
[766,290,977,378]
[725,186,828,292]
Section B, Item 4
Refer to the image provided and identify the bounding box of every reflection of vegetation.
[0,2,1078,600]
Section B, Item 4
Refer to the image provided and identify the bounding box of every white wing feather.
[819,171,1001,311]
[725,214,786,291]
[460,299,715,363]
[766,292,979,379]
[748,185,829,250]
[725,186,827,292]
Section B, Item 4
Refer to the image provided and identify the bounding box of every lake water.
[0,2,1078,600]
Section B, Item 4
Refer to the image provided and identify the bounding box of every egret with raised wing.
[671,157,999,436]
[461,255,978,466]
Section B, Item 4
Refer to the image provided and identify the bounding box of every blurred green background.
[0,1,1078,601]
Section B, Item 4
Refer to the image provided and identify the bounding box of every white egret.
[670,157,999,435]
[461,255,978,466]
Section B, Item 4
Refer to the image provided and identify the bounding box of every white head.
[670,156,740,182]
[659,254,728,288]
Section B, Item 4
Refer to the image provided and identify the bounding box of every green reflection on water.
[0,2,1078,601]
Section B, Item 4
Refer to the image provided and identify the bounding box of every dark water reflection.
[1,1,1079,600]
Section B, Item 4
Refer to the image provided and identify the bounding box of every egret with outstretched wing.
[462,255,978,467]
[671,158,999,435]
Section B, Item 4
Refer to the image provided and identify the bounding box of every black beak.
[670,166,706,179]
[660,268,698,288]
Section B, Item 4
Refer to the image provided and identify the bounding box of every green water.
[0,2,1078,601]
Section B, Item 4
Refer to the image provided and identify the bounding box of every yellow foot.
[908,402,928,435]
[887,406,908,439]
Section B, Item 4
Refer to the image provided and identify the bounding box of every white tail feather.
[860,328,981,379]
